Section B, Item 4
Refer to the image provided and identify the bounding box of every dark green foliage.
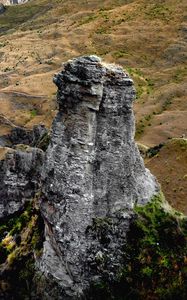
[30,109,38,117]
[119,194,187,299]
[87,194,187,299]
[0,200,44,299]
[0,243,9,264]
[147,143,164,157]
[1,193,187,299]
[87,280,111,300]
[35,131,50,151]
[0,201,32,242]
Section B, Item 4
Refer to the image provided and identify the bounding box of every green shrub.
[87,194,187,299]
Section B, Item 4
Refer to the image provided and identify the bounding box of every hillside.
[0,0,187,211]
[145,138,187,215]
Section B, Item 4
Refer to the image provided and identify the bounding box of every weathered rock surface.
[0,145,44,218]
[0,123,48,149]
[39,55,159,298]
[0,3,6,14]
[0,0,29,5]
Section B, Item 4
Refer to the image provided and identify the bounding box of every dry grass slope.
[146,138,187,214]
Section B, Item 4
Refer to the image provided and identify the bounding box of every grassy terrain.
[146,138,187,215]
[0,0,186,212]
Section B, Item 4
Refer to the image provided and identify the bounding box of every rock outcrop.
[0,145,44,218]
[0,3,5,14]
[0,124,48,148]
[39,55,159,298]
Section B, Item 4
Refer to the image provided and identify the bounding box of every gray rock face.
[0,0,29,5]
[0,3,6,14]
[39,55,159,298]
[0,124,48,148]
[0,145,44,218]
[10,0,29,4]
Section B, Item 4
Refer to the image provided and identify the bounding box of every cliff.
[0,56,186,300]
[39,55,159,298]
